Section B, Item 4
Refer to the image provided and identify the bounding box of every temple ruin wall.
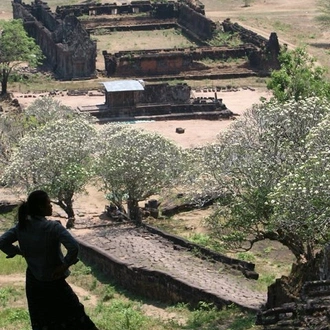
[76,224,258,311]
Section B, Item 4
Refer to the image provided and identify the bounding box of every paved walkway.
[72,223,267,311]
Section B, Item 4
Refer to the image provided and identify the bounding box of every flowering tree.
[270,114,330,264]
[94,124,186,223]
[192,97,330,297]
[1,99,97,227]
[0,97,84,173]
[24,97,80,125]
[0,110,26,174]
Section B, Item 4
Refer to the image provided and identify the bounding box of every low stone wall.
[0,201,18,214]
[77,238,230,309]
[76,224,259,310]
[103,45,255,77]
[145,224,258,279]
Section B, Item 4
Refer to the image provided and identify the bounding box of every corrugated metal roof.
[102,80,145,92]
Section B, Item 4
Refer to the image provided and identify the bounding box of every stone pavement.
[72,223,267,311]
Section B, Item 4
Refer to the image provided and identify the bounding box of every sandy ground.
[13,88,271,148]
[135,89,271,148]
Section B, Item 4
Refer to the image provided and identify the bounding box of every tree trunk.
[57,194,75,229]
[127,198,142,225]
[1,72,8,96]
[266,251,324,309]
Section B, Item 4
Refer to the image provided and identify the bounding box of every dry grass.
[93,28,198,70]
[204,0,330,78]
[93,29,197,52]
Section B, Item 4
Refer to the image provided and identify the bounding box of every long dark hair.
[18,190,49,229]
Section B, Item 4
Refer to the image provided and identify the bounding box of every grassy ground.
[92,28,198,70]
[0,211,261,330]
[0,253,260,330]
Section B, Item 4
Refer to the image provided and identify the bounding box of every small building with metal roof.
[102,79,145,109]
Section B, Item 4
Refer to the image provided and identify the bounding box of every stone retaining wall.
[77,238,231,309]
[76,223,259,310]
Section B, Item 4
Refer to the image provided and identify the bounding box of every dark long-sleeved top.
[0,216,79,281]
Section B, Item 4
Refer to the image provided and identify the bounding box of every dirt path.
[0,273,98,307]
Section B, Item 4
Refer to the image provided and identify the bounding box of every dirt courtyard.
[13,87,271,148]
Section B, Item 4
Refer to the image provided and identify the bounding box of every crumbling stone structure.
[76,1,277,78]
[12,0,279,81]
[222,18,280,70]
[56,0,215,42]
[256,280,330,329]
[56,1,174,19]
[178,0,215,40]
[80,81,232,121]
[103,45,256,78]
[12,0,97,80]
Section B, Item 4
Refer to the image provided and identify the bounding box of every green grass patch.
[188,233,224,253]
[171,302,259,330]
[0,308,30,330]
[0,286,25,308]
[92,300,162,330]
[235,252,256,263]
[0,208,17,231]
[0,254,26,275]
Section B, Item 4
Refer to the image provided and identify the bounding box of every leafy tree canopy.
[1,98,97,224]
[0,19,44,95]
[267,47,330,102]
[193,96,330,269]
[94,124,187,223]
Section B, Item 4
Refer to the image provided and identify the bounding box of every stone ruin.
[11,0,281,120]
[12,0,280,81]
[63,0,280,79]
[257,280,330,329]
[78,81,235,121]
[12,0,97,80]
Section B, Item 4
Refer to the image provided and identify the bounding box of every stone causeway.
[72,222,267,312]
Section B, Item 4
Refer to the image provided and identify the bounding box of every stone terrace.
[72,222,267,312]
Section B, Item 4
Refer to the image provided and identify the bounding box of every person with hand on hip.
[0,190,99,330]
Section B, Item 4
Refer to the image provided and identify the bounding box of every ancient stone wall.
[103,45,253,77]
[113,52,194,76]
[12,0,97,80]
[83,17,177,33]
[257,280,330,329]
[138,83,191,104]
[222,18,280,70]
[56,1,165,18]
[222,19,268,49]
[178,2,216,41]
[57,0,215,42]
[12,0,279,82]
[76,224,258,309]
